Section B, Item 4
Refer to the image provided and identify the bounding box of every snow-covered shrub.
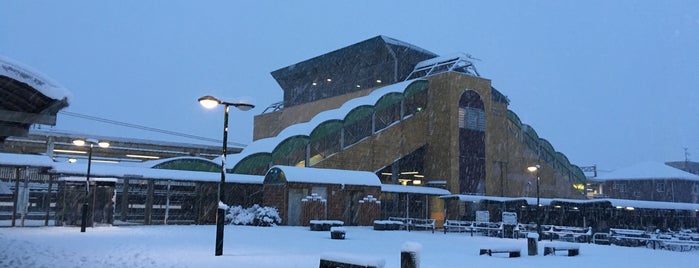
[253,205,282,227]
[224,204,281,227]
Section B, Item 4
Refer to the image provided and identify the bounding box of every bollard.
[527,233,539,256]
[401,242,421,268]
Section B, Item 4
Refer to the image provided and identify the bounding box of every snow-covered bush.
[225,204,281,227]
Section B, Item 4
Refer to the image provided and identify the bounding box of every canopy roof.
[271,35,436,108]
[264,165,381,186]
[0,55,71,142]
[439,194,699,211]
[591,161,699,182]
[381,184,450,195]
[0,152,263,184]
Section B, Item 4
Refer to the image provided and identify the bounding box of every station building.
[232,36,588,224]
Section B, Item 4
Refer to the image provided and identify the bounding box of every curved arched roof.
[142,156,221,172]
[264,165,381,186]
[229,79,426,170]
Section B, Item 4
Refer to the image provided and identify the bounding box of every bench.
[542,225,591,243]
[310,220,344,231]
[388,217,435,233]
[543,243,580,256]
[373,220,403,231]
[443,220,473,233]
[479,247,521,258]
[472,222,503,237]
[319,253,385,268]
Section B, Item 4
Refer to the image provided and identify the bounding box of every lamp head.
[72,139,86,146]
[198,95,221,109]
[233,103,255,111]
[527,164,540,172]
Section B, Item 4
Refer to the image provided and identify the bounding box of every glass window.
[343,106,373,147]
[374,93,402,131]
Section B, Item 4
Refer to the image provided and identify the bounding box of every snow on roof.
[228,79,419,166]
[591,161,699,182]
[270,165,381,186]
[139,156,220,168]
[50,161,263,184]
[0,153,55,167]
[440,194,699,211]
[413,52,472,70]
[380,184,450,195]
[58,176,118,182]
[0,55,72,103]
[29,129,224,149]
[380,35,436,56]
[440,194,529,204]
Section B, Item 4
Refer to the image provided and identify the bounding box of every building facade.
[236,36,587,222]
[591,162,699,203]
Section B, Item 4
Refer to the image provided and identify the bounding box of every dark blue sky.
[2,0,698,171]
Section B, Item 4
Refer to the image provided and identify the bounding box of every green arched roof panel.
[555,152,572,170]
[272,135,310,160]
[490,86,509,104]
[539,138,555,156]
[343,105,374,126]
[507,110,522,128]
[374,92,403,111]
[151,158,221,172]
[309,120,343,143]
[403,80,429,97]
[232,152,272,174]
[523,124,539,140]
[570,164,587,183]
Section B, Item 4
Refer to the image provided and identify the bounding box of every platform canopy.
[439,194,699,211]
[0,55,71,142]
[264,165,381,186]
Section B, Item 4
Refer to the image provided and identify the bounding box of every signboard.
[502,212,518,225]
[476,210,489,222]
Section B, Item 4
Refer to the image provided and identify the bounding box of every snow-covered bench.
[373,220,403,231]
[543,225,592,243]
[479,247,521,258]
[543,243,580,256]
[472,222,503,237]
[310,220,344,231]
[319,252,385,268]
[388,217,435,233]
[443,220,473,233]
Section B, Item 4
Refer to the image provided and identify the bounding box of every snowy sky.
[1,1,698,171]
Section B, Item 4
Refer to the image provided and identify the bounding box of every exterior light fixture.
[72,138,109,233]
[527,164,542,240]
[198,95,254,256]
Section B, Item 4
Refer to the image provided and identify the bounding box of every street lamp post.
[527,164,541,241]
[73,138,109,233]
[198,95,254,256]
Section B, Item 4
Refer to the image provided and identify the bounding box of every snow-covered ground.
[1,225,696,268]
